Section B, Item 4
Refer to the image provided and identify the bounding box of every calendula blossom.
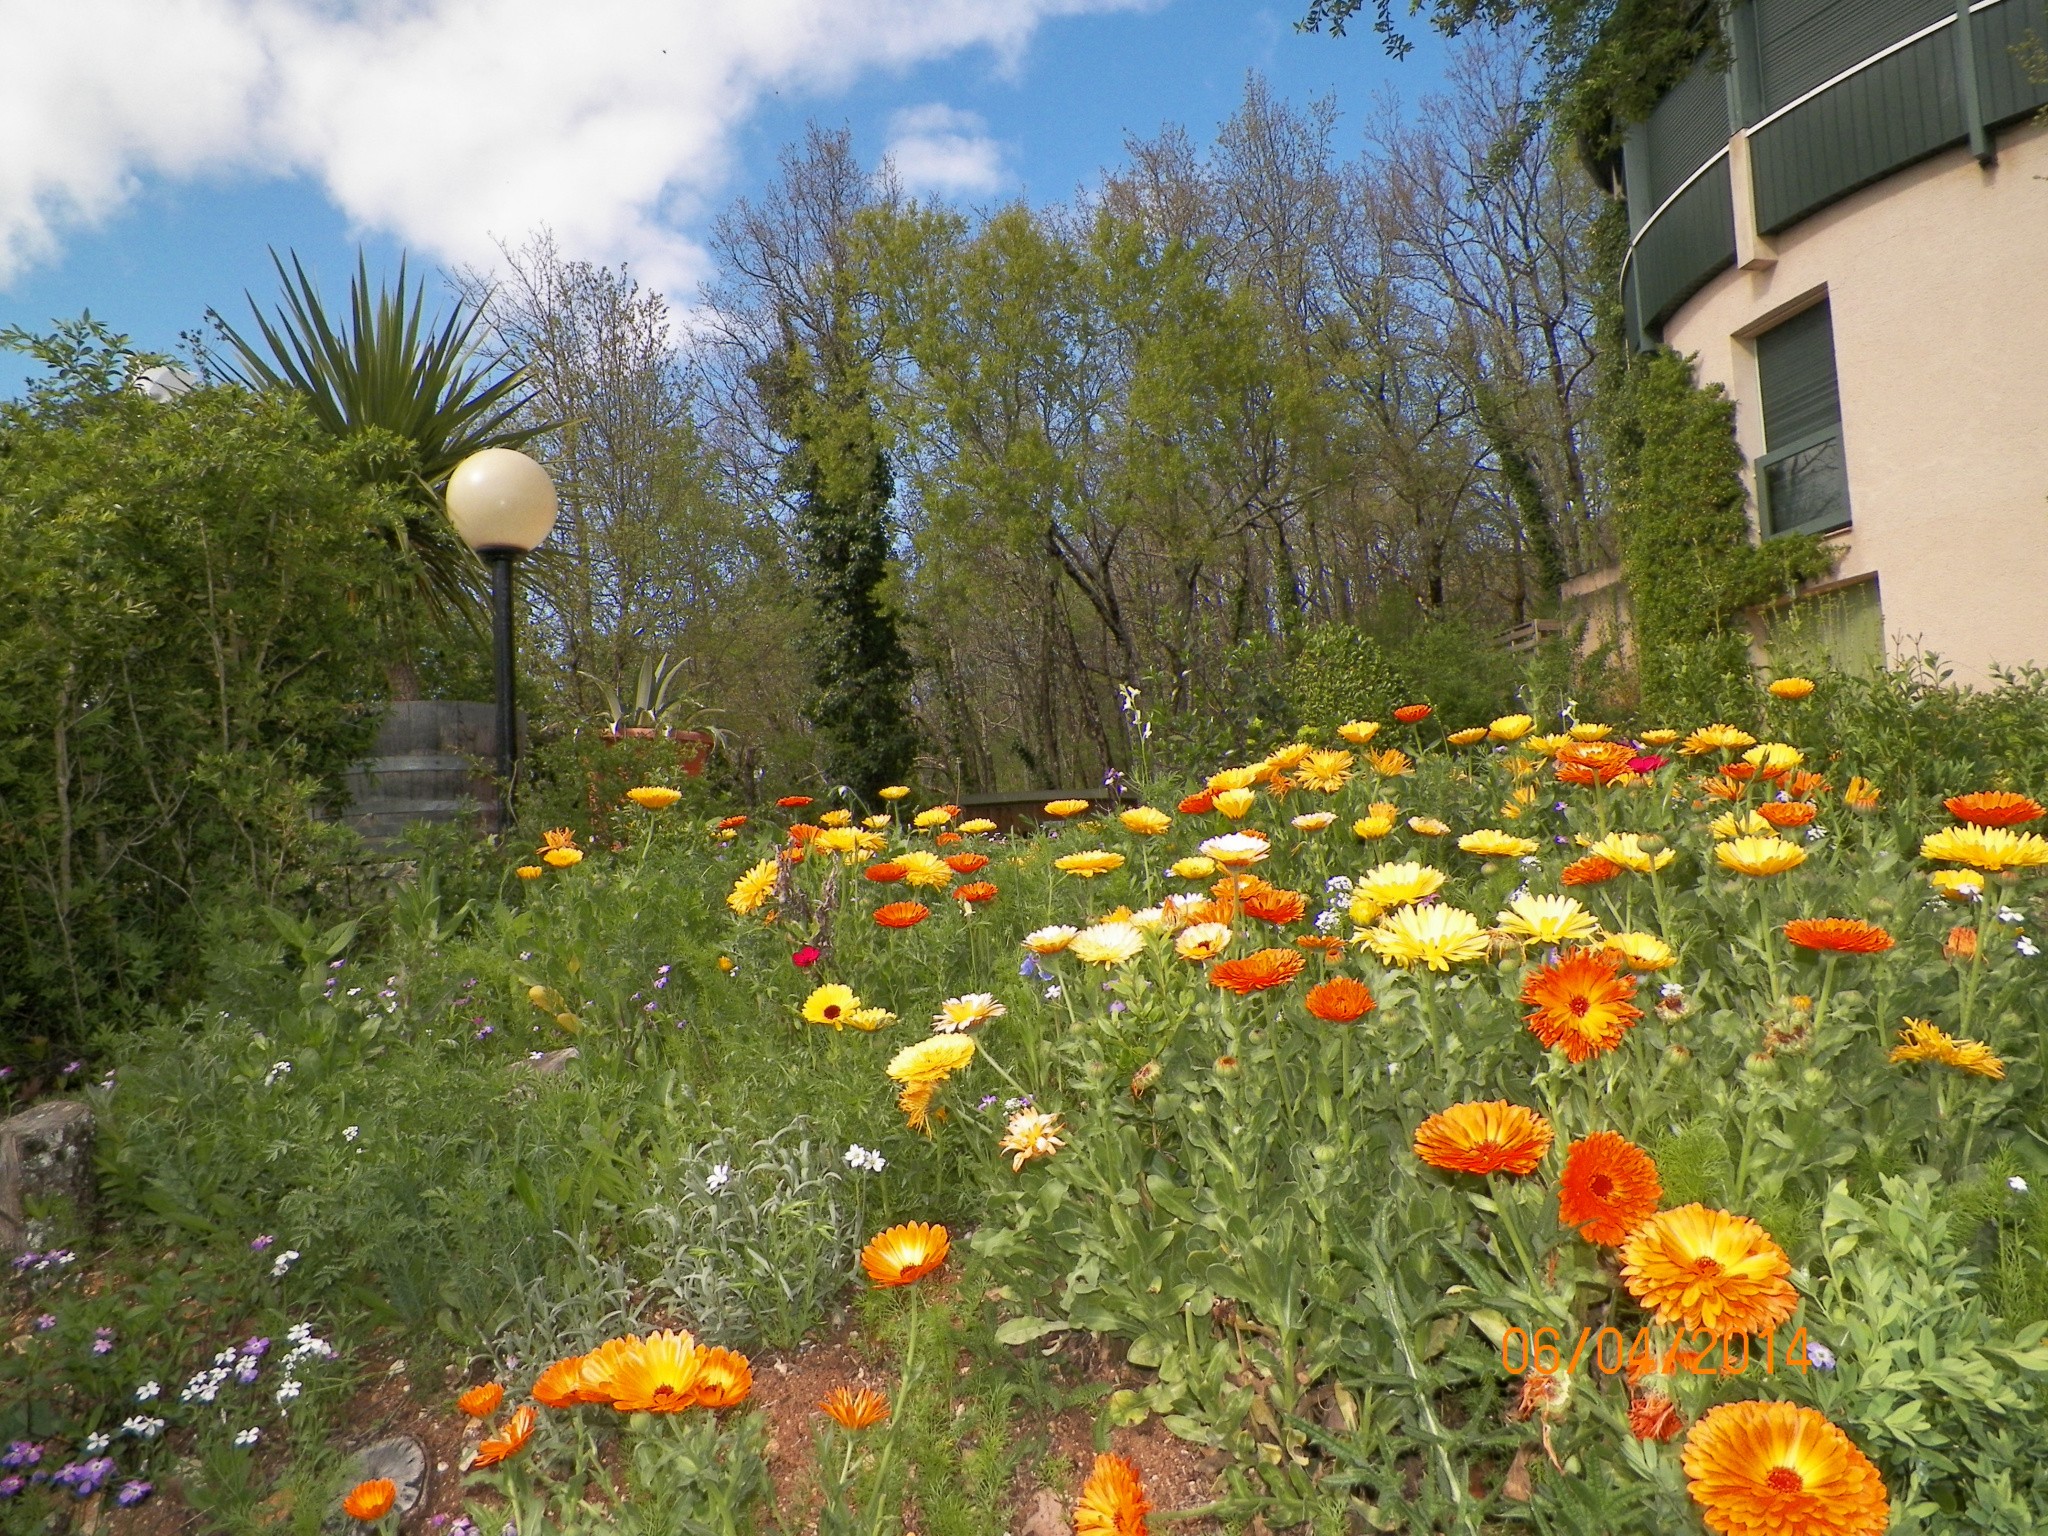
[726,859,777,915]
[1023,925,1079,954]
[1681,724,1757,755]
[1207,766,1260,793]
[1118,807,1172,835]
[1920,824,2048,871]
[1174,923,1233,961]
[1291,811,1337,831]
[1366,904,1490,971]
[999,1111,1065,1171]
[1170,856,1218,879]
[933,994,1005,1032]
[1717,836,1808,877]
[1055,850,1127,878]
[1488,714,1534,742]
[1069,921,1147,967]
[1459,829,1539,859]
[1496,893,1600,946]
[1199,833,1270,868]
[1337,720,1381,745]
[1590,832,1674,874]
[894,850,955,888]
[887,1035,977,1087]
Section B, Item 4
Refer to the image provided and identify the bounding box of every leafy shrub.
[1283,623,1406,733]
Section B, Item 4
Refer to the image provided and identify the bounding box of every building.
[1615,0,2048,683]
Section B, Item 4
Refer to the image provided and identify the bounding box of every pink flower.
[792,946,822,968]
[1627,754,1668,774]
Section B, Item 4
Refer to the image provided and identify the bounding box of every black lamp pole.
[486,547,518,824]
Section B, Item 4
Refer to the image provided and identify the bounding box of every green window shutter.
[1755,301,1851,536]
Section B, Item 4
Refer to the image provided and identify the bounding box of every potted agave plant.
[583,653,727,775]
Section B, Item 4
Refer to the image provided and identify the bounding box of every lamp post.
[445,448,558,823]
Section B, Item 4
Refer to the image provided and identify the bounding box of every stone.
[508,1048,579,1076]
[1018,1488,1071,1536]
[325,1436,429,1531]
[0,1099,95,1257]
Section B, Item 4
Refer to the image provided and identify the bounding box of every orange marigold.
[1240,887,1309,925]
[469,1404,536,1468]
[945,852,991,875]
[1757,800,1818,829]
[1630,1394,1684,1443]
[1682,1400,1889,1536]
[1520,950,1644,1063]
[1178,791,1215,815]
[861,1222,950,1287]
[819,1386,890,1430]
[874,901,931,929]
[1394,704,1433,723]
[955,881,998,905]
[1075,1452,1151,1536]
[1207,947,1308,995]
[1304,976,1376,1022]
[1561,854,1624,886]
[777,795,814,808]
[864,862,906,883]
[1293,934,1346,957]
[1620,1206,1798,1335]
[1557,1132,1662,1245]
[691,1346,753,1409]
[1783,918,1893,955]
[1412,1101,1554,1176]
[530,1354,594,1408]
[1945,790,2046,827]
[605,1331,708,1413]
[342,1480,397,1521]
[457,1382,504,1418]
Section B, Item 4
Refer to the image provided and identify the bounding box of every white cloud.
[885,104,1005,195]
[0,0,1145,293]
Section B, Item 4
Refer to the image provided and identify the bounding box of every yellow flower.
[1768,676,1816,700]
[1069,921,1146,967]
[1023,925,1079,954]
[1207,766,1260,793]
[1710,810,1772,839]
[1589,832,1675,874]
[543,847,584,868]
[862,814,892,829]
[1602,931,1677,971]
[879,785,911,801]
[1351,813,1396,840]
[1459,829,1539,859]
[1522,733,1571,758]
[1296,749,1354,793]
[892,849,953,888]
[887,1034,977,1085]
[1929,869,1984,901]
[1488,714,1534,742]
[1291,811,1337,832]
[1890,1018,2005,1078]
[1260,742,1315,773]
[1716,835,1808,877]
[819,808,854,828]
[1568,723,1612,741]
[1407,815,1449,836]
[1198,833,1270,868]
[849,1008,896,1031]
[516,865,545,880]
[1127,905,1178,935]
[1170,856,1218,879]
[1055,850,1126,878]
[1446,727,1490,746]
[1639,729,1680,746]
[1337,720,1381,745]
[727,858,778,915]
[1118,807,1172,835]
[802,984,863,1029]
[1495,893,1599,946]
[999,1110,1065,1171]
[1743,742,1803,773]
[913,807,954,829]
[813,827,864,859]
[1212,787,1257,819]
[933,994,1005,1032]
[1371,748,1415,777]
[1366,905,1490,971]
[1352,861,1445,915]
[1174,923,1233,961]
[1680,723,1756,755]
[1043,799,1091,818]
[627,786,682,810]
[957,818,996,834]
[1499,786,1541,820]
[1920,825,2048,872]
[1844,776,1882,812]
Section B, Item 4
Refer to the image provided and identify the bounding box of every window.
[1754,300,1851,537]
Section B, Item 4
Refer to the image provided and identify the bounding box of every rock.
[1018,1487,1071,1536]
[324,1436,429,1531]
[508,1048,579,1076]
[0,1099,95,1257]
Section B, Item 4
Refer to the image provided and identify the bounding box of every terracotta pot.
[599,726,714,776]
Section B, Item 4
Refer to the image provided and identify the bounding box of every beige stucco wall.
[1662,115,2048,686]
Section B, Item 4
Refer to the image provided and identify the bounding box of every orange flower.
[1682,1400,1889,1536]
[1557,1132,1661,1244]
[457,1382,504,1418]
[1412,1101,1554,1176]
[1757,800,1817,829]
[935,831,963,846]
[1394,704,1432,723]
[861,1222,949,1287]
[874,901,931,929]
[1700,775,1744,802]
[1630,1394,1684,1442]
[1783,918,1893,954]
[864,862,906,883]
[1304,976,1376,1022]
[1945,790,2046,827]
[818,1386,890,1430]
[469,1404,536,1468]
[1561,854,1623,886]
[788,823,821,844]
[777,795,814,808]
[1208,947,1308,995]
[1520,950,1643,1063]
[1178,791,1215,815]
[1944,925,1978,961]
[1240,887,1308,925]
[717,814,749,830]
[604,1331,707,1413]
[1294,934,1345,957]
[690,1346,753,1409]
[1075,1452,1151,1536]
[530,1354,593,1408]
[955,881,998,905]
[342,1480,397,1521]
[945,852,991,875]
[1620,1206,1797,1335]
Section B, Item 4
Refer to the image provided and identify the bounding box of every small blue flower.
[1803,1341,1836,1371]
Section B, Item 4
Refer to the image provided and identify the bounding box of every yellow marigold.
[861,1222,949,1286]
[1337,720,1381,745]
[1365,904,1490,971]
[863,814,893,829]
[516,865,545,880]
[878,785,911,801]
[604,1331,709,1413]
[1371,748,1415,777]
[1023,925,1078,954]
[1069,921,1147,967]
[1716,836,1808,877]
[1413,1100,1554,1175]
[802,984,863,1029]
[912,807,954,829]
[1681,724,1757,755]
[1212,787,1257,819]
[1496,893,1599,945]
[1639,728,1680,746]
[1407,815,1449,836]
[1682,1400,1889,1536]
[1603,931,1678,971]
[1711,810,1772,839]
[1488,713,1534,742]
[1044,798,1091,818]
[812,827,864,859]
[627,785,682,810]
[933,994,1004,1032]
[819,808,854,827]
[1568,722,1613,740]
[1296,749,1354,792]
[1291,810,1337,831]
[728,858,778,915]
[1889,1018,2004,1078]
[1170,856,1218,879]
[1744,742,1804,773]
[895,850,956,888]
[887,1034,977,1086]
[1768,676,1817,700]
[1198,832,1269,868]
[1843,776,1882,812]
[999,1111,1065,1171]
[1919,824,2048,872]
[1590,831,1675,874]
[849,1007,895,1031]
[1261,742,1315,773]
[1174,922,1233,960]
[1207,766,1260,793]
[1500,785,1541,820]
[1459,829,1539,859]
[1075,1452,1151,1536]
[1446,726,1490,746]
[1055,850,1126,878]
[957,817,997,834]
[543,846,584,868]
[1119,806,1172,835]
[1620,1205,1798,1335]
[1351,813,1397,840]
[1522,733,1572,757]
[1929,869,1984,901]
[1351,860,1446,918]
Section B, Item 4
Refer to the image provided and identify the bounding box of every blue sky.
[1,0,1451,399]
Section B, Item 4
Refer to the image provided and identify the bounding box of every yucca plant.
[210,249,543,634]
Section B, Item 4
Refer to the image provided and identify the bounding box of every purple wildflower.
[116,1480,153,1507]
[250,1235,274,1252]
[1,1444,40,1470]
[32,1315,56,1332]
[0,1475,21,1497]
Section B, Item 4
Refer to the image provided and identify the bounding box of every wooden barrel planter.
[600,727,714,776]
[343,701,506,842]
